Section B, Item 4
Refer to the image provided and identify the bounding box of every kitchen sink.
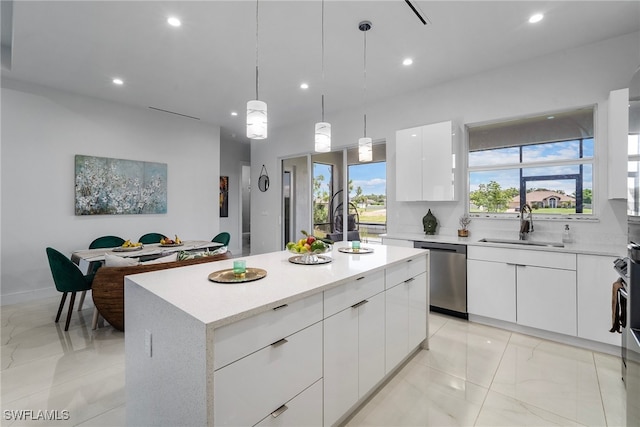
[478,238,565,248]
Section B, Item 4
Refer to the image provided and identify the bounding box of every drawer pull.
[271,404,288,418]
[407,259,413,262]
[271,338,288,347]
[404,277,415,284]
[356,276,365,281]
[351,299,369,309]
[272,304,288,311]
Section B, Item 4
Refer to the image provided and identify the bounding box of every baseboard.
[1,287,59,306]
[469,314,621,357]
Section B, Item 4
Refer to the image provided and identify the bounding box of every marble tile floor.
[1,296,626,426]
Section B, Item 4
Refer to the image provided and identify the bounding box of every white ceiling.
[3,1,639,142]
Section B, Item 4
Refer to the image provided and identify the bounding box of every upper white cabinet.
[608,88,629,199]
[396,120,457,201]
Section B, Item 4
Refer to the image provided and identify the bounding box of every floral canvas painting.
[75,155,167,215]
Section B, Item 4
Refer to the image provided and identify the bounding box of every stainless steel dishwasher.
[413,241,467,319]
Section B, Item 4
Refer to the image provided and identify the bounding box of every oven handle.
[620,287,628,299]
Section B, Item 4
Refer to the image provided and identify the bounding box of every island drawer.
[214,292,323,370]
[254,379,323,427]
[214,322,323,427]
[324,270,384,318]
[385,255,427,289]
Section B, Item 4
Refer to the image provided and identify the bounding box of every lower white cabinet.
[214,322,323,427]
[468,246,577,336]
[385,272,428,373]
[516,265,577,335]
[577,254,623,346]
[323,291,385,427]
[468,259,516,322]
[254,380,323,427]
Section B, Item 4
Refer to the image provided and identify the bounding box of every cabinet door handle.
[404,277,415,284]
[271,404,288,418]
[407,259,413,263]
[356,276,365,281]
[272,304,288,311]
[351,299,369,309]
[271,338,288,347]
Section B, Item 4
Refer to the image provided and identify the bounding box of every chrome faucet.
[519,204,534,240]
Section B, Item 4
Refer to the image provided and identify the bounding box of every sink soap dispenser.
[562,224,573,244]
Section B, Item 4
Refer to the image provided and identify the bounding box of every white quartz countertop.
[124,243,427,328]
[381,232,626,257]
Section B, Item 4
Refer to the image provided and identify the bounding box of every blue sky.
[348,162,387,197]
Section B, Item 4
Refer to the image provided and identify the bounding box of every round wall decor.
[258,165,269,192]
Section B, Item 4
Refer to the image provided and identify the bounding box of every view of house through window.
[467,107,595,215]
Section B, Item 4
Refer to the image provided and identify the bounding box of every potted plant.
[458,215,471,237]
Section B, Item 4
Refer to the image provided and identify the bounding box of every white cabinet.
[608,88,629,200]
[577,254,623,346]
[385,258,428,373]
[381,237,414,248]
[467,246,577,336]
[255,380,323,427]
[468,259,516,322]
[517,265,577,336]
[396,121,457,201]
[323,276,385,427]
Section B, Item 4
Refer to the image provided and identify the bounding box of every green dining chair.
[138,233,167,244]
[89,235,125,249]
[212,232,231,247]
[46,247,97,331]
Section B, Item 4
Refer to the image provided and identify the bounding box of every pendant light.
[247,0,267,140]
[314,0,331,153]
[358,21,373,162]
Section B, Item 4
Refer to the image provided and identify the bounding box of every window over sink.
[467,106,595,217]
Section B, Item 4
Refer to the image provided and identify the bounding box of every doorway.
[240,163,251,256]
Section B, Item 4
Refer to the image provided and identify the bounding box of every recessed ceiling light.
[547,115,555,119]
[411,134,417,137]
[529,13,544,24]
[402,58,413,66]
[112,78,124,85]
[300,83,309,89]
[231,111,238,116]
[167,17,182,27]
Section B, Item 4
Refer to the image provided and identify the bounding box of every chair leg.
[92,307,99,330]
[55,292,68,323]
[78,290,87,311]
[65,292,76,331]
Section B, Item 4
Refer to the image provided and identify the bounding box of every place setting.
[208,259,267,283]
[338,240,374,254]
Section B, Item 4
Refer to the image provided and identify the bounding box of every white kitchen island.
[125,243,429,427]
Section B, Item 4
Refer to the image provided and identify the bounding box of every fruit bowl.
[286,233,332,264]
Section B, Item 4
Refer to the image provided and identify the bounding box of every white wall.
[251,32,640,254]
[1,79,221,304]
[220,138,250,255]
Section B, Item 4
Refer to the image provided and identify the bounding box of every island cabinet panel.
[385,265,428,374]
[254,379,323,427]
[323,275,386,427]
[213,292,323,370]
[385,256,428,290]
[214,322,323,427]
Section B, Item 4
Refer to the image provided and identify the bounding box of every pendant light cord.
[363,28,367,137]
[321,0,325,122]
[255,0,260,100]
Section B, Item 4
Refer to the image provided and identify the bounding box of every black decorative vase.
[422,209,438,235]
